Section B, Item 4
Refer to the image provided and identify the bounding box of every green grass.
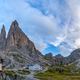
[17,69,30,75]
[0,69,27,80]
[3,69,30,78]
[35,64,80,80]
[4,69,17,77]
[35,71,80,80]
[13,54,25,63]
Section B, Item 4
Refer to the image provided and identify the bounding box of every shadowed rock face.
[44,53,66,65]
[44,53,55,65]
[54,54,65,65]
[0,25,6,49]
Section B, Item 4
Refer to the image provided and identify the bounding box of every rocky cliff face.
[6,20,35,51]
[0,25,6,49]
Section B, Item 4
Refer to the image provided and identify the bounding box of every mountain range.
[0,20,48,69]
[0,20,80,69]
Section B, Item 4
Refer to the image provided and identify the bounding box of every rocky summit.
[0,20,47,69]
[6,20,35,50]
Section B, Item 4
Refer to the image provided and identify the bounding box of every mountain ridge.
[0,20,80,68]
[0,20,48,69]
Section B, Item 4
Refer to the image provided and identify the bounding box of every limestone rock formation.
[44,53,65,66]
[0,20,80,70]
[55,54,65,65]
[44,53,55,65]
[6,20,35,51]
[0,25,6,49]
[0,20,48,69]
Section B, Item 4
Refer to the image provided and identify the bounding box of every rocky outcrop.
[0,25,6,49]
[55,54,65,65]
[44,53,55,65]
[6,20,35,51]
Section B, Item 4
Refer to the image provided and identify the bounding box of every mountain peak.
[0,25,6,49]
[12,20,18,27]
[6,20,36,52]
[0,24,6,39]
[67,48,80,63]
[45,53,53,58]
[1,24,6,35]
[9,20,19,33]
[0,20,46,69]
[55,54,63,58]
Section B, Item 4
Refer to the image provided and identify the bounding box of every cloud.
[25,0,71,51]
[0,0,80,56]
[50,36,66,47]
[54,0,80,56]
[64,0,80,49]
[75,38,80,48]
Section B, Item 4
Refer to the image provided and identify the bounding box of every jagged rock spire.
[0,21,46,68]
[1,25,6,40]
[0,25,6,49]
[10,20,19,31]
[8,20,19,35]
[6,20,35,51]
[6,20,20,47]
[12,20,18,26]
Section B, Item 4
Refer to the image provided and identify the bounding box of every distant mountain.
[66,48,80,63]
[45,48,80,66]
[44,53,55,65]
[55,54,65,65]
[44,53,65,66]
[0,20,48,69]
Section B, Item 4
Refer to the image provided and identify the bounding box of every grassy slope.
[35,71,80,80]
[35,64,80,80]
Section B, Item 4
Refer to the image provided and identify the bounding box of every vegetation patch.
[35,71,80,80]
[4,69,17,77]
[17,69,30,75]
[13,54,25,63]
[35,65,80,80]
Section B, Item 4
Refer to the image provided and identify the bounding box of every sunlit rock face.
[6,20,35,51]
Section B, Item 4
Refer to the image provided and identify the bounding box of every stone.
[0,25,6,49]
[6,20,35,51]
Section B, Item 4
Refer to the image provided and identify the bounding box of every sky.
[0,0,80,56]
